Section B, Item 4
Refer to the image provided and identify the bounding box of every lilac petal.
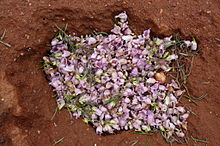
[62,50,71,57]
[96,69,103,76]
[75,88,82,95]
[100,106,107,112]
[90,52,98,59]
[95,108,103,116]
[115,11,128,22]
[111,25,121,34]
[63,65,75,72]
[181,113,189,120]
[124,97,131,103]
[119,118,127,127]
[96,126,103,134]
[51,39,59,46]
[146,78,156,84]
[112,124,120,130]
[175,90,185,96]
[105,114,112,120]
[122,35,133,42]
[123,88,134,97]
[184,40,192,47]
[131,67,138,76]
[103,125,113,133]
[146,110,154,124]
[78,66,84,73]
[159,85,166,91]
[132,120,142,129]
[168,54,178,60]
[176,106,185,113]
[191,40,197,50]
[143,29,150,39]
[87,37,97,45]
[177,132,185,137]
[104,90,111,96]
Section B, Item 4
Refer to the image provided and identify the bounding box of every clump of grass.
[168,34,207,105]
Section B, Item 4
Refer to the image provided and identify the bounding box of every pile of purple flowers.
[43,12,197,140]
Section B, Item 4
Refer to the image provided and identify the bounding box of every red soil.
[0,0,220,145]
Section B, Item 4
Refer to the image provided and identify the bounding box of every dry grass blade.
[214,38,220,42]
[0,29,11,47]
[130,140,139,146]
[186,107,197,115]
[51,107,58,120]
[191,136,209,144]
[0,40,11,47]
[190,93,208,101]
[1,29,6,40]
[201,81,210,85]
[53,137,65,145]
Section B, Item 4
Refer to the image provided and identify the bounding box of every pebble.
[37,130,41,134]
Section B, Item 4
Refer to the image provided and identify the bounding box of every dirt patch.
[0,0,220,146]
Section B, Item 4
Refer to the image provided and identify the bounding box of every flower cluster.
[43,12,197,140]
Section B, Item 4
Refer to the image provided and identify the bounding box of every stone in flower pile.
[43,12,197,141]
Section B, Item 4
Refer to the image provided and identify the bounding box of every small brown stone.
[155,72,166,84]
